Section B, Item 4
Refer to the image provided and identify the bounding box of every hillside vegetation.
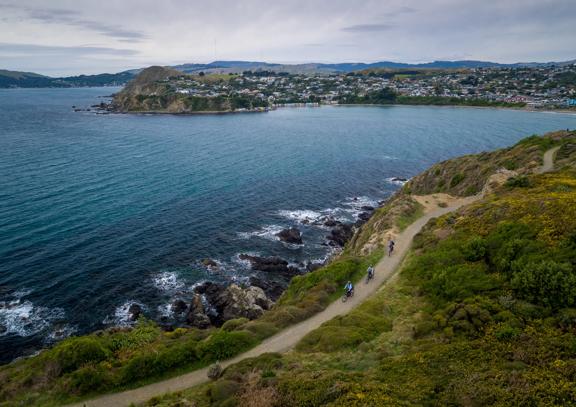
[144,131,576,406]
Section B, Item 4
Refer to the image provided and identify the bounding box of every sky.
[0,0,575,76]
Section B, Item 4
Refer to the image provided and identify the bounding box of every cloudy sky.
[0,0,575,76]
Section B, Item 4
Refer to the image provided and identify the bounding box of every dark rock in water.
[361,205,375,211]
[195,281,227,307]
[326,223,354,247]
[378,200,387,207]
[358,212,372,222]
[0,324,7,335]
[186,294,211,329]
[323,217,340,227]
[172,299,188,315]
[276,227,303,245]
[249,276,285,301]
[128,303,143,321]
[391,177,408,182]
[202,258,219,268]
[239,254,299,275]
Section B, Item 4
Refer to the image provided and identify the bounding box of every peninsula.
[106,63,576,114]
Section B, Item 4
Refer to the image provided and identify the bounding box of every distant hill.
[0,69,135,88]
[0,69,55,87]
[2,58,575,88]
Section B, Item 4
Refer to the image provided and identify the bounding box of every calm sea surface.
[1,87,575,362]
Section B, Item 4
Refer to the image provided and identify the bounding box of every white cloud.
[0,0,574,75]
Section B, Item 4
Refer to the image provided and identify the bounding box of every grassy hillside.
[348,130,576,258]
[1,131,574,406]
[146,136,576,406]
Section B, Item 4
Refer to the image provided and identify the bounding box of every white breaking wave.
[157,302,174,318]
[237,224,285,241]
[385,177,409,186]
[344,196,380,209]
[0,291,65,338]
[277,209,323,223]
[232,251,261,268]
[152,271,186,293]
[103,300,147,327]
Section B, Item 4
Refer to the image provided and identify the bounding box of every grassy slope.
[141,131,576,406]
[2,131,575,406]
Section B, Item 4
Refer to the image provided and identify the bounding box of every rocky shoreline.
[72,100,272,115]
[124,203,381,331]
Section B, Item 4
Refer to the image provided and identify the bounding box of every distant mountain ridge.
[1,58,575,88]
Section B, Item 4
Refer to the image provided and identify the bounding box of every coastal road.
[72,146,559,407]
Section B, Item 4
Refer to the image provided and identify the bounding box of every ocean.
[1,87,575,362]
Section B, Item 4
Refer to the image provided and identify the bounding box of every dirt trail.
[537,146,560,173]
[71,147,559,407]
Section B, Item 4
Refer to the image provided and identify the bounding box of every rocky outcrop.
[191,281,274,326]
[239,254,300,276]
[213,284,273,322]
[128,304,143,321]
[358,212,372,222]
[186,294,211,329]
[276,227,303,245]
[326,223,354,247]
[248,276,285,301]
[171,299,188,315]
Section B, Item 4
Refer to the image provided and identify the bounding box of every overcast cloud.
[0,0,574,76]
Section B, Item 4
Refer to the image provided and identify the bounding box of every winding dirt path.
[537,146,560,173]
[72,147,559,407]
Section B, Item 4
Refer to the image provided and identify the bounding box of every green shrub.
[277,373,344,406]
[208,379,241,404]
[557,308,576,330]
[511,260,576,308]
[221,318,249,332]
[108,319,161,352]
[197,331,258,362]
[222,353,283,381]
[494,324,521,341]
[464,185,479,196]
[450,173,465,187]
[506,176,531,188]
[425,264,496,303]
[121,351,158,383]
[502,159,518,170]
[53,337,110,374]
[241,321,279,340]
[463,237,487,261]
[66,364,113,394]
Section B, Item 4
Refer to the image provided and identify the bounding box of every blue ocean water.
[1,87,575,362]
